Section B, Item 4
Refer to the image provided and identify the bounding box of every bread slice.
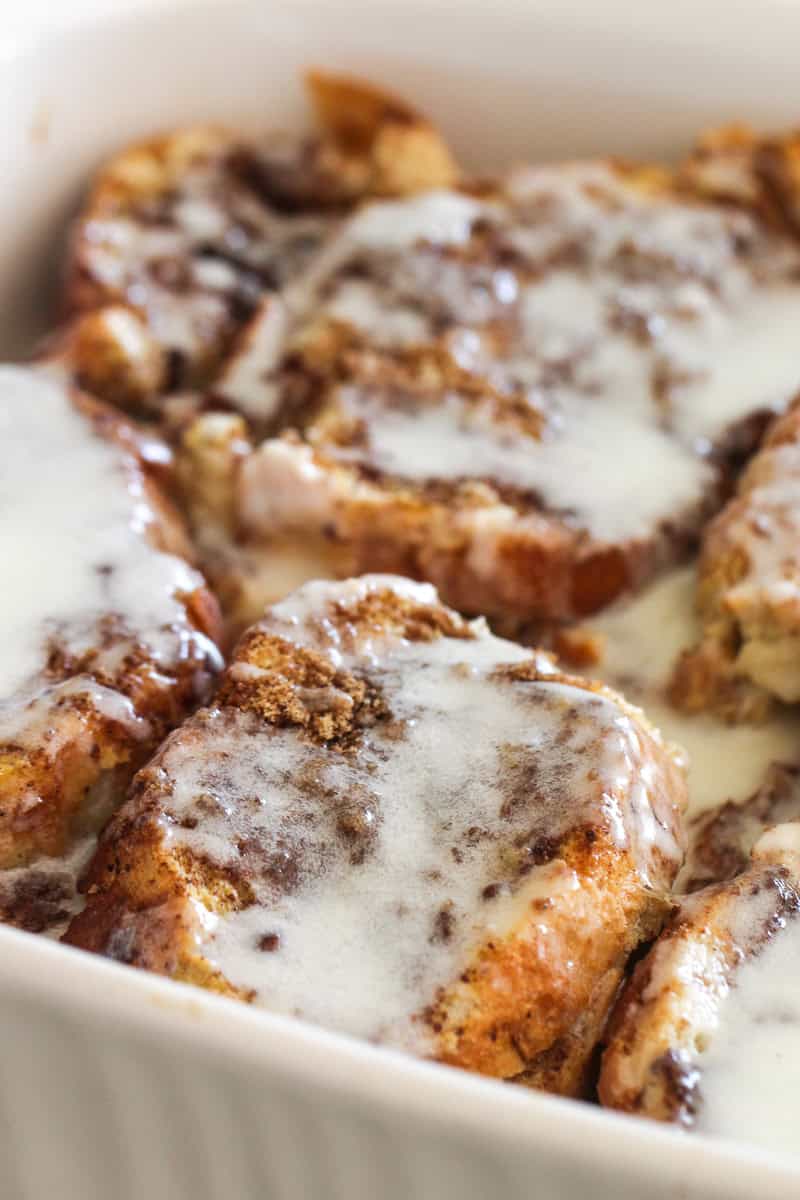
[599,824,800,1126]
[671,401,800,721]
[66,574,686,1092]
[0,366,222,929]
[58,72,458,416]
[181,147,800,627]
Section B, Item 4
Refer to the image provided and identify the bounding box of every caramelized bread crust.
[66,575,686,1092]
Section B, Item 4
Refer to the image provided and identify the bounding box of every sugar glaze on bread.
[66,575,686,1090]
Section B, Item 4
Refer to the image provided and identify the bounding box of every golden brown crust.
[304,70,459,199]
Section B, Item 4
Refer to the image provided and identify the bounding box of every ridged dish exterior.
[0,930,797,1200]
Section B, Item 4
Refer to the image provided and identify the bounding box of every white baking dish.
[3,2,800,1196]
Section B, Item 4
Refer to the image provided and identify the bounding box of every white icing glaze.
[0,366,218,735]
[246,167,800,550]
[156,577,680,1045]
[694,884,800,1154]
[85,217,229,354]
[0,677,151,749]
[328,386,712,543]
[505,176,800,454]
[81,155,332,367]
[586,512,800,1154]
[266,572,439,632]
[633,858,796,1102]
[276,192,487,330]
[343,190,484,251]
[324,278,429,346]
[192,257,240,292]
[172,197,230,242]
[238,439,334,531]
[589,567,800,821]
[668,286,800,445]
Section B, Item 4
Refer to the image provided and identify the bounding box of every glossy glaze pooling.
[588,568,800,828]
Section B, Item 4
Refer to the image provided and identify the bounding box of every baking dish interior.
[3,2,800,1197]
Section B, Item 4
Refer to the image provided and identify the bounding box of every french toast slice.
[671,401,800,721]
[0,366,222,931]
[599,824,800,1132]
[184,148,800,627]
[59,72,458,416]
[66,575,686,1092]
